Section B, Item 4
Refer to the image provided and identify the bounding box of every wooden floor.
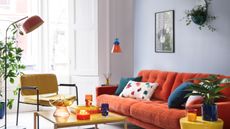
[4,111,143,129]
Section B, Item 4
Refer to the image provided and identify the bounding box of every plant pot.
[191,14,207,25]
[202,104,218,121]
[0,102,5,119]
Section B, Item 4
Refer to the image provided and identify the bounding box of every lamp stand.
[3,16,28,129]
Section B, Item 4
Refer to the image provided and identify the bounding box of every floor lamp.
[3,15,44,129]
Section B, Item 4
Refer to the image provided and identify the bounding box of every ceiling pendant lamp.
[111,0,122,54]
[111,38,121,53]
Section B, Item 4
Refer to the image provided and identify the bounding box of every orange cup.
[187,108,197,122]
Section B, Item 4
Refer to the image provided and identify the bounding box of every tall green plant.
[185,75,230,105]
[0,24,25,109]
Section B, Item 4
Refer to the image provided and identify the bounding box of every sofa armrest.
[96,85,118,97]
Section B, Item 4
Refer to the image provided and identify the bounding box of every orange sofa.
[96,70,230,129]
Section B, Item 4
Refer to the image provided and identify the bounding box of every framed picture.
[155,10,174,53]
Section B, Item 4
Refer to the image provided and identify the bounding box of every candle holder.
[85,94,93,106]
[76,110,90,120]
[101,103,109,116]
[187,108,197,122]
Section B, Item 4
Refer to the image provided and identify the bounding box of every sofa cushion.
[138,70,177,101]
[185,94,203,107]
[130,100,186,129]
[119,81,158,100]
[168,82,193,109]
[96,94,140,116]
[115,76,142,95]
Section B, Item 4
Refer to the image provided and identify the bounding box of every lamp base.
[6,125,26,129]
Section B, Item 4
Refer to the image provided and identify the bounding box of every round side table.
[180,116,224,129]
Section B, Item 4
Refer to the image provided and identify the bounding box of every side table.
[180,116,224,129]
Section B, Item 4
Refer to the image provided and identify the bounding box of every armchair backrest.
[20,74,58,95]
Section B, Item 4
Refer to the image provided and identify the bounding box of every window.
[0,0,41,72]
[44,0,70,83]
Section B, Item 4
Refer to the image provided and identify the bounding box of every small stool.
[180,116,224,129]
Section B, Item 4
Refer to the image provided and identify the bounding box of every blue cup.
[101,103,109,116]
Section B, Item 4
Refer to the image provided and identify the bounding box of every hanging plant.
[183,0,216,31]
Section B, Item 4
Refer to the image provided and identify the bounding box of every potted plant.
[183,0,216,31]
[186,75,230,121]
[0,25,25,118]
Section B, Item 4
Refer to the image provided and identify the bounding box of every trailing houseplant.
[183,0,216,31]
[185,75,230,121]
[0,24,25,118]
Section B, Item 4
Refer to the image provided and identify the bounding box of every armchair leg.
[75,86,78,105]
[16,89,21,126]
[37,90,39,129]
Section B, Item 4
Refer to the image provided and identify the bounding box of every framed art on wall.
[155,10,174,53]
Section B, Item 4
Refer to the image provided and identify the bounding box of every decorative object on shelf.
[76,110,90,120]
[155,10,174,53]
[103,73,112,85]
[49,96,75,117]
[183,0,216,31]
[0,15,43,128]
[185,75,230,121]
[85,94,93,107]
[101,103,109,116]
[187,108,197,122]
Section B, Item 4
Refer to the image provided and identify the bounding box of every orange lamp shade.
[23,15,44,34]
[111,38,121,53]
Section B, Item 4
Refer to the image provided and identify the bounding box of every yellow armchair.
[16,74,78,126]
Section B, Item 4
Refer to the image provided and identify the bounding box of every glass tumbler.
[101,103,109,116]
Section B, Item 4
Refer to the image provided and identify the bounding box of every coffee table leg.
[95,124,98,129]
[54,124,57,129]
[34,112,37,129]
[124,121,128,129]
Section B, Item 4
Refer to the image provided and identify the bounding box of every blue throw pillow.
[115,76,142,95]
[168,82,193,109]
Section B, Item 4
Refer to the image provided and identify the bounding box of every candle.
[187,108,197,122]
[76,110,90,120]
[85,94,93,106]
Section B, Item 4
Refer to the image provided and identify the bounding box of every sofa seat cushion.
[96,94,140,116]
[130,100,186,129]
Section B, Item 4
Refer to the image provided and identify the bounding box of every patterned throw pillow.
[119,80,158,100]
[185,91,203,108]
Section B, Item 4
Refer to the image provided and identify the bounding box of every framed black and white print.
[155,10,174,53]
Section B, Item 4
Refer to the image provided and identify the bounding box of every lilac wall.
[134,0,230,75]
